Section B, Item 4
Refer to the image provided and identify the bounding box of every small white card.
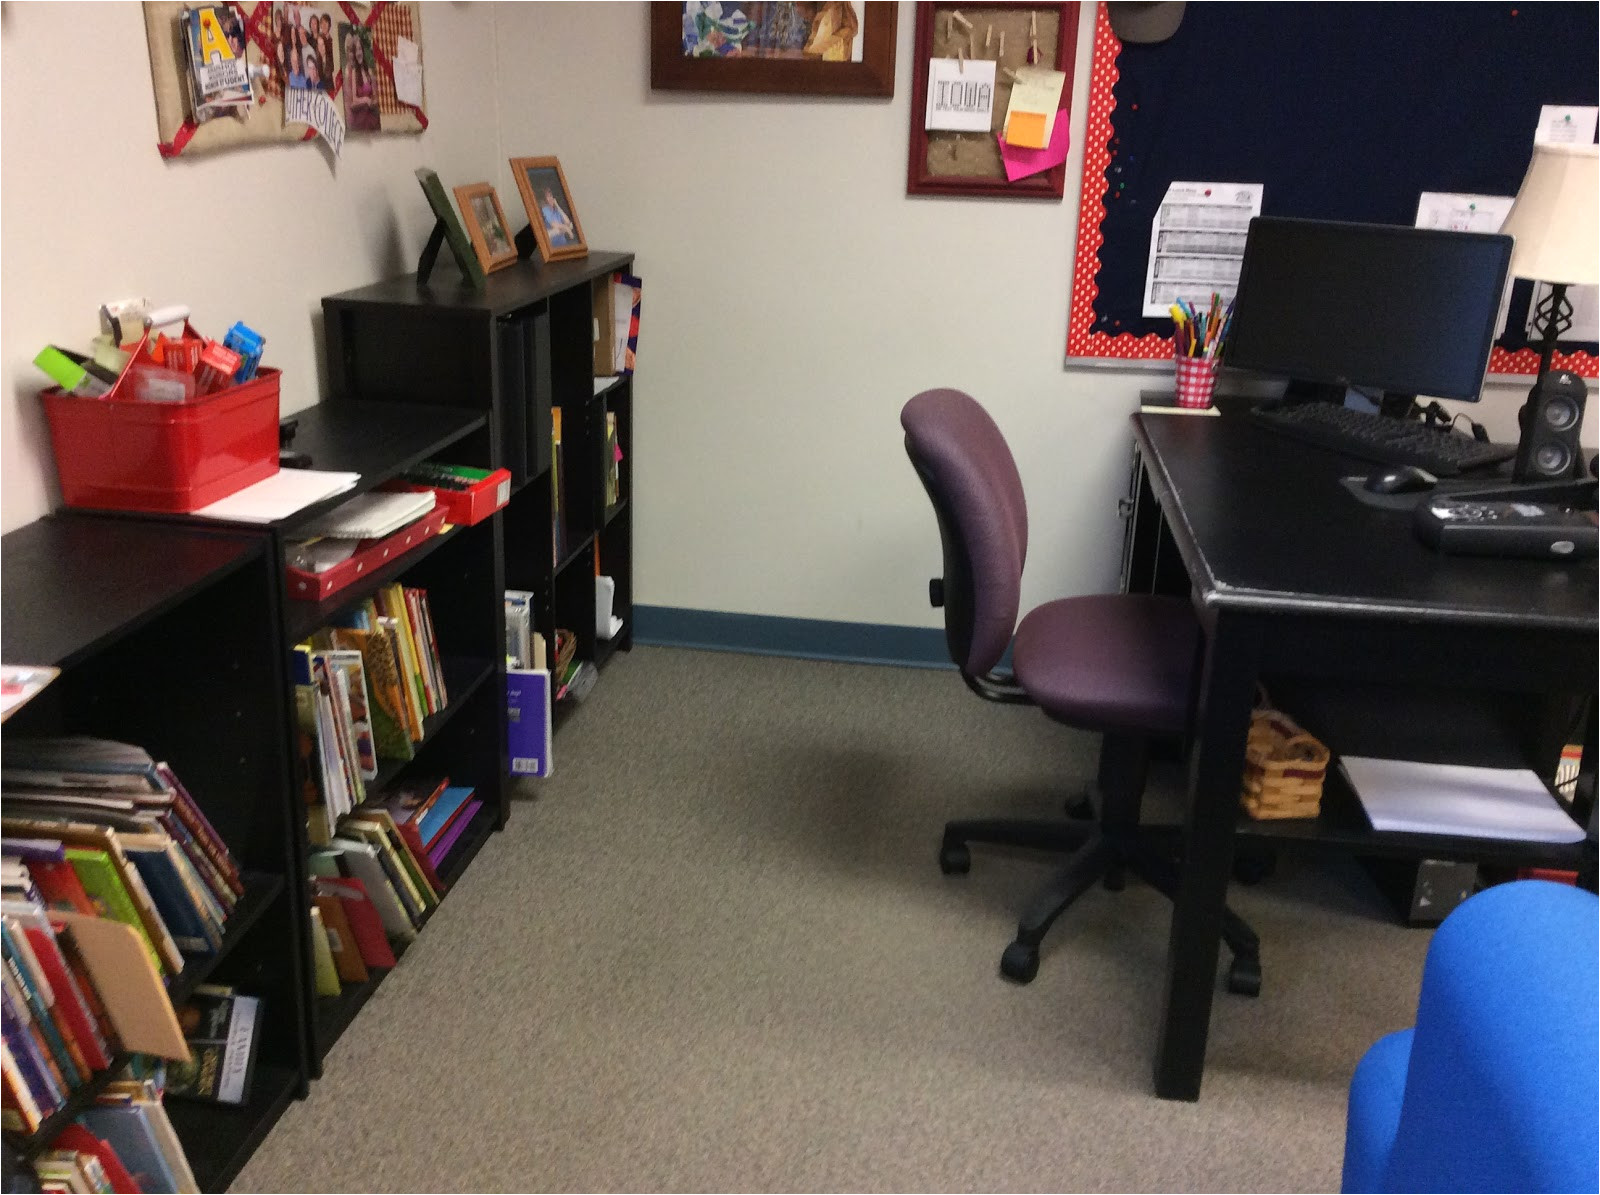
[393,36,424,108]
[1534,104,1599,146]
[924,58,996,132]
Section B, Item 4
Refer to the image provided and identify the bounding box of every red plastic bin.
[42,367,281,513]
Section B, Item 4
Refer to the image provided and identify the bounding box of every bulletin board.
[908,3,1078,198]
[1065,2,1600,377]
[144,1,426,159]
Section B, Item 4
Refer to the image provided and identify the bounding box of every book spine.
[155,764,243,895]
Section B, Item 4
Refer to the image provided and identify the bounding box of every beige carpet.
[233,646,1431,1193]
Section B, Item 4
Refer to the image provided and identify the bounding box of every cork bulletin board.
[907,2,1079,198]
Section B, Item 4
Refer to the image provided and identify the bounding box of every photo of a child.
[340,22,380,131]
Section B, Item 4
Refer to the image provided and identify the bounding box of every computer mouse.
[1364,464,1438,494]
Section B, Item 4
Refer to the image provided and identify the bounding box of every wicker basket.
[1240,707,1330,820]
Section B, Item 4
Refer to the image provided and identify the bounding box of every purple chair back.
[901,389,1028,677]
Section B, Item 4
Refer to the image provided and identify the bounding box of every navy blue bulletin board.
[1065,2,1599,377]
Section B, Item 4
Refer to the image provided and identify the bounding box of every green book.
[63,847,162,973]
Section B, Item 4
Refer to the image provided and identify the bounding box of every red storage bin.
[285,506,449,601]
[42,370,280,513]
[385,467,511,527]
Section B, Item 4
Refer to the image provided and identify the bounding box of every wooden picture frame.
[452,182,519,274]
[510,156,589,263]
[907,3,1079,199]
[650,2,898,97]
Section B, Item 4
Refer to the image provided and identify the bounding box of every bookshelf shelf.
[284,523,464,642]
[437,802,499,886]
[166,1060,302,1192]
[368,656,496,796]
[3,1053,134,1159]
[604,496,629,526]
[169,872,286,1007]
[555,531,597,577]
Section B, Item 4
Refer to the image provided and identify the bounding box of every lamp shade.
[1500,142,1599,285]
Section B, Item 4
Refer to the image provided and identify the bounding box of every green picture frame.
[414,167,486,290]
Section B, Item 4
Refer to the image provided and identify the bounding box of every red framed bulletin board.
[1064,2,1598,379]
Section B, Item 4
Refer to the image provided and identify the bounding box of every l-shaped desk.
[1125,411,1597,1100]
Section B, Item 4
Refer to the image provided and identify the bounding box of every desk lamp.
[1498,142,1599,481]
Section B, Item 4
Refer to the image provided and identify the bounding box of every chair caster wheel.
[938,841,971,875]
[1227,954,1262,997]
[1000,940,1040,984]
[1065,794,1095,820]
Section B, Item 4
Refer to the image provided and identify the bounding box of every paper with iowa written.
[925,57,996,131]
[1002,66,1065,150]
[1142,182,1262,318]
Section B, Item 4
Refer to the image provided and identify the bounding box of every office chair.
[901,388,1261,990]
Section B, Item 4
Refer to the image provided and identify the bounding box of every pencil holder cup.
[1174,354,1218,409]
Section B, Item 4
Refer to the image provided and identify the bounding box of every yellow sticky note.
[1005,110,1048,150]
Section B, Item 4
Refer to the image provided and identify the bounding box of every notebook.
[300,490,436,540]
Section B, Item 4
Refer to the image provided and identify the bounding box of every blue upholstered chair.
[1342,879,1599,1194]
[900,387,1261,990]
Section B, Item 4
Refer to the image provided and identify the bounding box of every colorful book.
[416,786,475,848]
[313,893,368,984]
[308,906,340,997]
[326,627,413,761]
[61,846,169,976]
[315,878,396,969]
[427,800,482,870]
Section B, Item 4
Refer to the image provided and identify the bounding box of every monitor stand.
[1279,379,1419,420]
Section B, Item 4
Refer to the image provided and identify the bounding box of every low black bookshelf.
[1,513,309,1181]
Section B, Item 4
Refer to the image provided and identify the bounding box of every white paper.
[1526,280,1600,343]
[1339,756,1585,844]
[1414,191,1514,234]
[1534,104,1599,147]
[392,38,424,110]
[924,58,996,132]
[191,468,360,523]
[0,665,59,723]
[1004,66,1066,145]
[1142,182,1262,318]
[284,85,345,156]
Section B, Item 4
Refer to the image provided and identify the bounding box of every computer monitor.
[1223,217,1513,413]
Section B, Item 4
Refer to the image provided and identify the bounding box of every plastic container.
[41,310,280,514]
[285,506,449,601]
[42,367,280,513]
[385,467,511,527]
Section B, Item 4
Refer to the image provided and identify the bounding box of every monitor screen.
[1223,217,1513,403]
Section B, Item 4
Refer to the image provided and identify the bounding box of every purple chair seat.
[1014,595,1198,735]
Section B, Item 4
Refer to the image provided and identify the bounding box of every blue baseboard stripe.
[633,606,954,669]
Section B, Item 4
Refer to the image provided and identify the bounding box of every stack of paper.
[1339,755,1586,844]
[191,469,361,523]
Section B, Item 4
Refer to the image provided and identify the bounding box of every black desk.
[1129,412,1598,1100]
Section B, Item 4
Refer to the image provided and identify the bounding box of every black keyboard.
[1247,402,1517,477]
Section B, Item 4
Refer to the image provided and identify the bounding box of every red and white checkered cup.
[1174,353,1218,409]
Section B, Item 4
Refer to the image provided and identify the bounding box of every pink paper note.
[998,115,1071,182]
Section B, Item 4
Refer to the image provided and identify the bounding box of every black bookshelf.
[1,514,309,1177]
[324,251,639,728]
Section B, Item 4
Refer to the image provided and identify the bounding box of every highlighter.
[34,346,111,397]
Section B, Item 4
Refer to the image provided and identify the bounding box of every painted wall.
[0,0,504,533]
[2,4,1585,632]
[489,3,1586,631]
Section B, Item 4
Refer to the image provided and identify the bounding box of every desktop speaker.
[1514,370,1588,483]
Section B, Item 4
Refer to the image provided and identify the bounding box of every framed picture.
[415,167,485,289]
[907,3,1079,199]
[452,182,519,274]
[510,157,588,263]
[650,2,898,97]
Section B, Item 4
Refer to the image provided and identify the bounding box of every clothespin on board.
[956,44,966,71]
[984,24,992,51]
[1027,11,1039,63]
[998,30,1006,58]
[1001,66,1020,84]
[951,9,972,31]
[945,12,953,41]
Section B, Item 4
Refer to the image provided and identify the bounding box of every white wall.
[0,1,503,532]
[3,4,1587,632]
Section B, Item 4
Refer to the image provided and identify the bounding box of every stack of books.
[38,1068,199,1192]
[304,779,475,993]
[294,584,449,845]
[2,740,237,1172]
